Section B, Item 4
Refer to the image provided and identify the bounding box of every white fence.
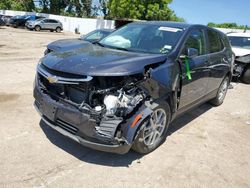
[0,10,115,34]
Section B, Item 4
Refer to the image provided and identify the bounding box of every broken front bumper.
[33,86,131,154]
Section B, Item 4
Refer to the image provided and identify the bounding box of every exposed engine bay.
[234,54,250,78]
[37,66,147,123]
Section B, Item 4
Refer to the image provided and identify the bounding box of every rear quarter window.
[207,30,224,53]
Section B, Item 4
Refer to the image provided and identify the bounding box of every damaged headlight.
[103,89,145,117]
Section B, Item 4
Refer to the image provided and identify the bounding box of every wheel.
[209,76,229,106]
[55,27,61,32]
[241,65,250,84]
[35,25,41,31]
[132,103,171,154]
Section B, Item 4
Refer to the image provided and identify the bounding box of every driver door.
[178,28,210,109]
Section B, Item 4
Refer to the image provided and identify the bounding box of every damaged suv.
[34,22,233,154]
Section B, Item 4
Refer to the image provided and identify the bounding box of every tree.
[0,0,12,10]
[0,0,35,12]
[107,0,184,21]
[64,0,92,17]
[99,0,109,18]
[207,22,249,30]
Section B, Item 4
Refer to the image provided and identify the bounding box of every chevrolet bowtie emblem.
[47,76,58,84]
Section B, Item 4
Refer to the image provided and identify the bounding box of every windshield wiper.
[94,42,105,47]
[94,42,129,51]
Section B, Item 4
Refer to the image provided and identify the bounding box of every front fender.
[120,101,163,144]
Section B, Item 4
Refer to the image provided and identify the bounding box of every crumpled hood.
[47,39,89,52]
[41,43,168,76]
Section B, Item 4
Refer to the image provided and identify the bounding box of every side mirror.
[186,48,199,59]
[179,48,199,60]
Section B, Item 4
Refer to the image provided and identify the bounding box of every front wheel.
[241,65,250,84]
[209,76,229,106]
[34,25,41,31]
[55,27,61,32]
[132,103,171,154]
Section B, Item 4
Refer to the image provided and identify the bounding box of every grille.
[56,118,79,135]
[38,73,88,104]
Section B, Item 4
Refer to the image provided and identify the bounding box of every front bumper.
[26,24,35,29]
[34,86,131,154]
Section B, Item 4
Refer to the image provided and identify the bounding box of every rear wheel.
[34,25,41,31]
[56,27,61,32]
[210,76,229,106]
[132,103,171,154]
[241,65,250,84]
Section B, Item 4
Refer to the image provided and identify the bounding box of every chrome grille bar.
[37,64,93,84]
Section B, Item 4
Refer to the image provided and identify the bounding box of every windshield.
[99,23,184,54]
[36,18,44,22]
[228,36,250,49]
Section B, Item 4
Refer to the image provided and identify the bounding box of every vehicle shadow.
[39,103,212,167]
[168,103,212,135]
[40,120,142,167]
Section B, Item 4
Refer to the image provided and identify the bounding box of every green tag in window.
[185,57,192,80]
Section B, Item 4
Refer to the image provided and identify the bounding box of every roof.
[227,32,250,37]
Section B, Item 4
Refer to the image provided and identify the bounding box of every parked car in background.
[227,32,250,83]
[26,18,63,32]
[44,29,114,55]
[0,17,5,26]
[9,15,43,28]
[1,15,13,26]
[34,22,233,154]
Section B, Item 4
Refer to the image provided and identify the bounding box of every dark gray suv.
[34,22,233,154]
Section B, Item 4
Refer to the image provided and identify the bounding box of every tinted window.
[50,20,58,23]
[183,29,206,56]
[208,30,224,53]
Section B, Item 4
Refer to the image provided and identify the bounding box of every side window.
[207,30,224,53]
[43,19,49,23]
[50,20,58,23]
[182,29,206,56]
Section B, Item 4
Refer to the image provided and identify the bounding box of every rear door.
[206,29,230,93]
[42,19,50,29]
[49,19,59,30]
[178,28,210,109]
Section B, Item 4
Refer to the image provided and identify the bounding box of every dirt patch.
[0,92,20,103]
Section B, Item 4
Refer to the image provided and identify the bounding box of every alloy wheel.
[218,78,229,102]
[143,108,167,146]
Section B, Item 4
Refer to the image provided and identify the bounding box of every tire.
[35,25,41,31]
[50,29,54,32]
[209,76,229,106]
[132,103,171,154]
[241,65,250,84]
[55,27,61,32]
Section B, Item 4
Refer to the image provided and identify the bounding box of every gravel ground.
[0,26,250,188]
